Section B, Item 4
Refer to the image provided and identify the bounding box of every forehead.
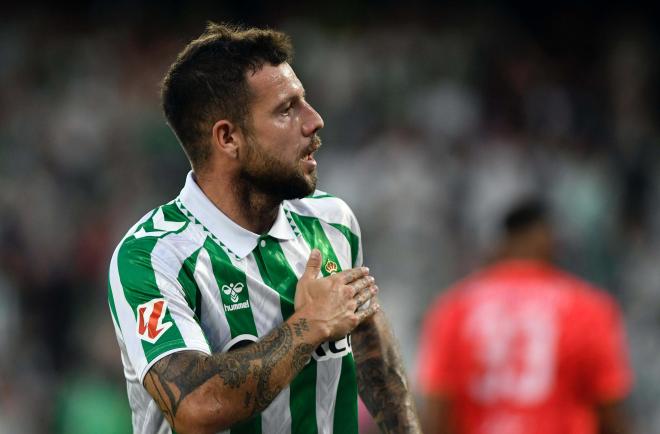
[247,62,303,107]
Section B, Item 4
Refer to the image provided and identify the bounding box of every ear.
[211,119,242,159]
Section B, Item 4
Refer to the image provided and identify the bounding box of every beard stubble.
[236,135,320,203]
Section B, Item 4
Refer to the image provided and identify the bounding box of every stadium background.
[1,1,659,432]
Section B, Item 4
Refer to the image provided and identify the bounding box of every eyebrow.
[273,90,306,112]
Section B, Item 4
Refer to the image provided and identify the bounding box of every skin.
[495,220,555,263]
[420,395,456,434]
[597,401,632,434]
[353,311,423,434]
[145,62,421,433]
[197,62,324,234]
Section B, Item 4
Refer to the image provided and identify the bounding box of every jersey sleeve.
[108,238,211,384]
[581,293,633,402]
[417,293,460,396]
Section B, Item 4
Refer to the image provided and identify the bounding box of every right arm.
[144,249,379,434]
[417,294,460,434]
[584,293,634,434]
[597,400,632,434]
[144,313,321,433]
[420,394,456,434]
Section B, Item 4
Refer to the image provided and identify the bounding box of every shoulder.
[574,284,622,318]
[549,268,617,305]
[284,189,359,229]
[112,200,194,266]
[532,268,624,323]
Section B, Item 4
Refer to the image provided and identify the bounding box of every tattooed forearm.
[352,313,422,434]
[356,357,419,433]
[144,318,317,431]
[292,343,315,371]
[253,325,293,410]
[145,350,218,421]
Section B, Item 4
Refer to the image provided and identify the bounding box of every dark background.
[1,2,659,432]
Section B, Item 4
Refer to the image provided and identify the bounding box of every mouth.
[300,151,317,170]
[300,137,321,166]
[300,145,319,170]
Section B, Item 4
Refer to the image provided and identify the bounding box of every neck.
[497,242,551,263]
[195,171,280,235]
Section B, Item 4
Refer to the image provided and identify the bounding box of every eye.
[281,104,293,116]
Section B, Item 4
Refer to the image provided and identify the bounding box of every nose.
[301,100,324,137]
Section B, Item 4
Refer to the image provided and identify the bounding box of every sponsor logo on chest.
[313,334,352,361]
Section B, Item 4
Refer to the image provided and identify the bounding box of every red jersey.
[418,260,632,434]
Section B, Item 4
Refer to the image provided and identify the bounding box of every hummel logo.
[221,282,250,312]
[224,300,250,312]
[222,282,244,303]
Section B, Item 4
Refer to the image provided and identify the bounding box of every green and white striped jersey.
[108,172,363,434]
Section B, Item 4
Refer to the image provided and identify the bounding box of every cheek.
[253,125,302,163]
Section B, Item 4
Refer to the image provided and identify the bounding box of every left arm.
[352,308,422,434]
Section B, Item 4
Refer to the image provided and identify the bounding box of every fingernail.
[362,267,369,273]
[372,285,379,293]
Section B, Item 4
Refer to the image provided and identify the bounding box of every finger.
[335,266,369,285]
[301,249,322,281]
[354,285,378,307]
[355,301,380,322]
[349,276,375,293]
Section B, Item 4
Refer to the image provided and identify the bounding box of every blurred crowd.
[1,3,659,433]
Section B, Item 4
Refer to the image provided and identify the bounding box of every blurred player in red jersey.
[417,199,633,434]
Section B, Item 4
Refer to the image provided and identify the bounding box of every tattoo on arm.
[292,343,315,371]
[145,350,222,425]
[292,318,309,338]
[352,313,422,434]
[144,318,316,430]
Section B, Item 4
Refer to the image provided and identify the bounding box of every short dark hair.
[502,198,548,236]
[161,22,293,170]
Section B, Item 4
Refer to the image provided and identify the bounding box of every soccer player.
[108,23,421,434]
[418,199,633,434]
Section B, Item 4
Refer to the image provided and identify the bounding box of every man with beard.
[107,23,421,434]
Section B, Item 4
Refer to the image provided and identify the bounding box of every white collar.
[178,171,297,259]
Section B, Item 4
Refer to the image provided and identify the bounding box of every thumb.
[302,249,322,280]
